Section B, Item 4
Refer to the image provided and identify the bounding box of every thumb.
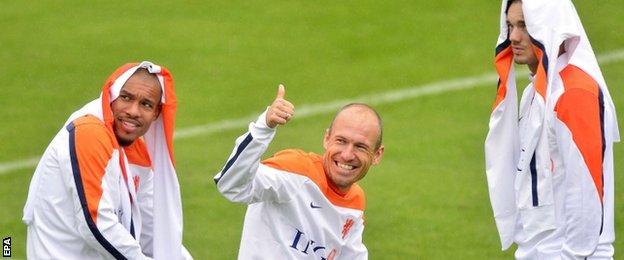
[276,84,285,99]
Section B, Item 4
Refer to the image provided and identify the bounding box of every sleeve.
[66,122,150,260]
[135,170,191,259]
[338,217,368,259]
[554,88,604,258]
[135,166,155,257]
[213,109,302,204]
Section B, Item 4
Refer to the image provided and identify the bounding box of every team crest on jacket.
[341,218,354,239]
[133,176,140,191]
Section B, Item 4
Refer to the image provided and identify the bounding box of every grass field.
[1,1,622,259]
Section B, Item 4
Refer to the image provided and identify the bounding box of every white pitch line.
[2,49,623,175]
[167,72,500,140]
[0,157,42,175]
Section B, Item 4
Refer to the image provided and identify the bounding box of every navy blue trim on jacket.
[66,122,127,260]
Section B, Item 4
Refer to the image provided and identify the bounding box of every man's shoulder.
[555,64,602,118]
[559,64,599,96]
[272,149,321,161]
[262,149,322,176]
[68,115,117,151]
[69,115,107,131]
[348,183,365,197]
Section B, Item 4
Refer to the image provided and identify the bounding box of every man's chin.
[513,57,527,65]
[333,174,355,186]
[115,135,136,147]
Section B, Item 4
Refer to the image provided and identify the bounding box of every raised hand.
[266,84,295,128]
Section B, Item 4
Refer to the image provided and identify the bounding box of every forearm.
[214,109,276,203]
[135,167,155,257]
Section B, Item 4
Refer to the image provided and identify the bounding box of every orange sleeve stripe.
[531,45,548,99]
[556,65,604,200]
[493,45,513,110]
[559,65,599,95]
[124,139,152,168]
[71,115,117,223]
[262,149,366,211]
[492,41,547,109]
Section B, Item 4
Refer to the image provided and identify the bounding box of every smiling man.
[23,62,190,259]
[111,70,163,146]
[214,85,384,259]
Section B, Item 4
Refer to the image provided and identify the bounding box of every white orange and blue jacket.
[214,110,368,259]
[23,62,190,259]
[485,0,619,259]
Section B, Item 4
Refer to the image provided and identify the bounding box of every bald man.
[214,85,384,259]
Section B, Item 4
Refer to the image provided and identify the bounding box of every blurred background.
[1,1,622,258]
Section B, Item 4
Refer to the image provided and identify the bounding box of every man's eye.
[518,23,527,30]
[121,95,131,101]
[142,102,153,109]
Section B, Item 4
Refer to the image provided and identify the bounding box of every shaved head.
[132,68,161,92]
[323,103,384,193]
[111,68,162,146]
[328,103,383,150]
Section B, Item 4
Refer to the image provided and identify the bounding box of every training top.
[214,111,368,260]
[24,115,153,259]
[23,61,189,260]
[487,1,619,255]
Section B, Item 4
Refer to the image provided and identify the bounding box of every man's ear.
[155,104,163,119]
[323,128,330,150]
[372,145,384,165]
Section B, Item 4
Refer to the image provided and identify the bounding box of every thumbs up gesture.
[266,84,295,128]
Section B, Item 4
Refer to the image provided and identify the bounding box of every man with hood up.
[23,61,191,259]
[485,0,619,258]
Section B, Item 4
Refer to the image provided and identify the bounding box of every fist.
[266,84,295,128]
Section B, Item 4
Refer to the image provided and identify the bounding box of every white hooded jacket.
[23,61,190,259]
[485,0,619,259]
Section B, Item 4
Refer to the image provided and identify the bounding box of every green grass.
[1,1,622,259]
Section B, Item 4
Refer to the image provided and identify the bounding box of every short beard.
[115,134,134,147]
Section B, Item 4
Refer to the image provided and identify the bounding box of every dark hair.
[328,103,383,150]
[505,0,522,15]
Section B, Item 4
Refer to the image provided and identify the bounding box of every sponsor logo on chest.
[288,217,355,260]
[289,228,336,260]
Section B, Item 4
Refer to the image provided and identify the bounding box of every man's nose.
[126,101,140,117]
[509,27,521,43]
[340,145,356,161]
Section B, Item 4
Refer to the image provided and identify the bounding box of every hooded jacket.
[485,0,619,258]
[23,61,189,259]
